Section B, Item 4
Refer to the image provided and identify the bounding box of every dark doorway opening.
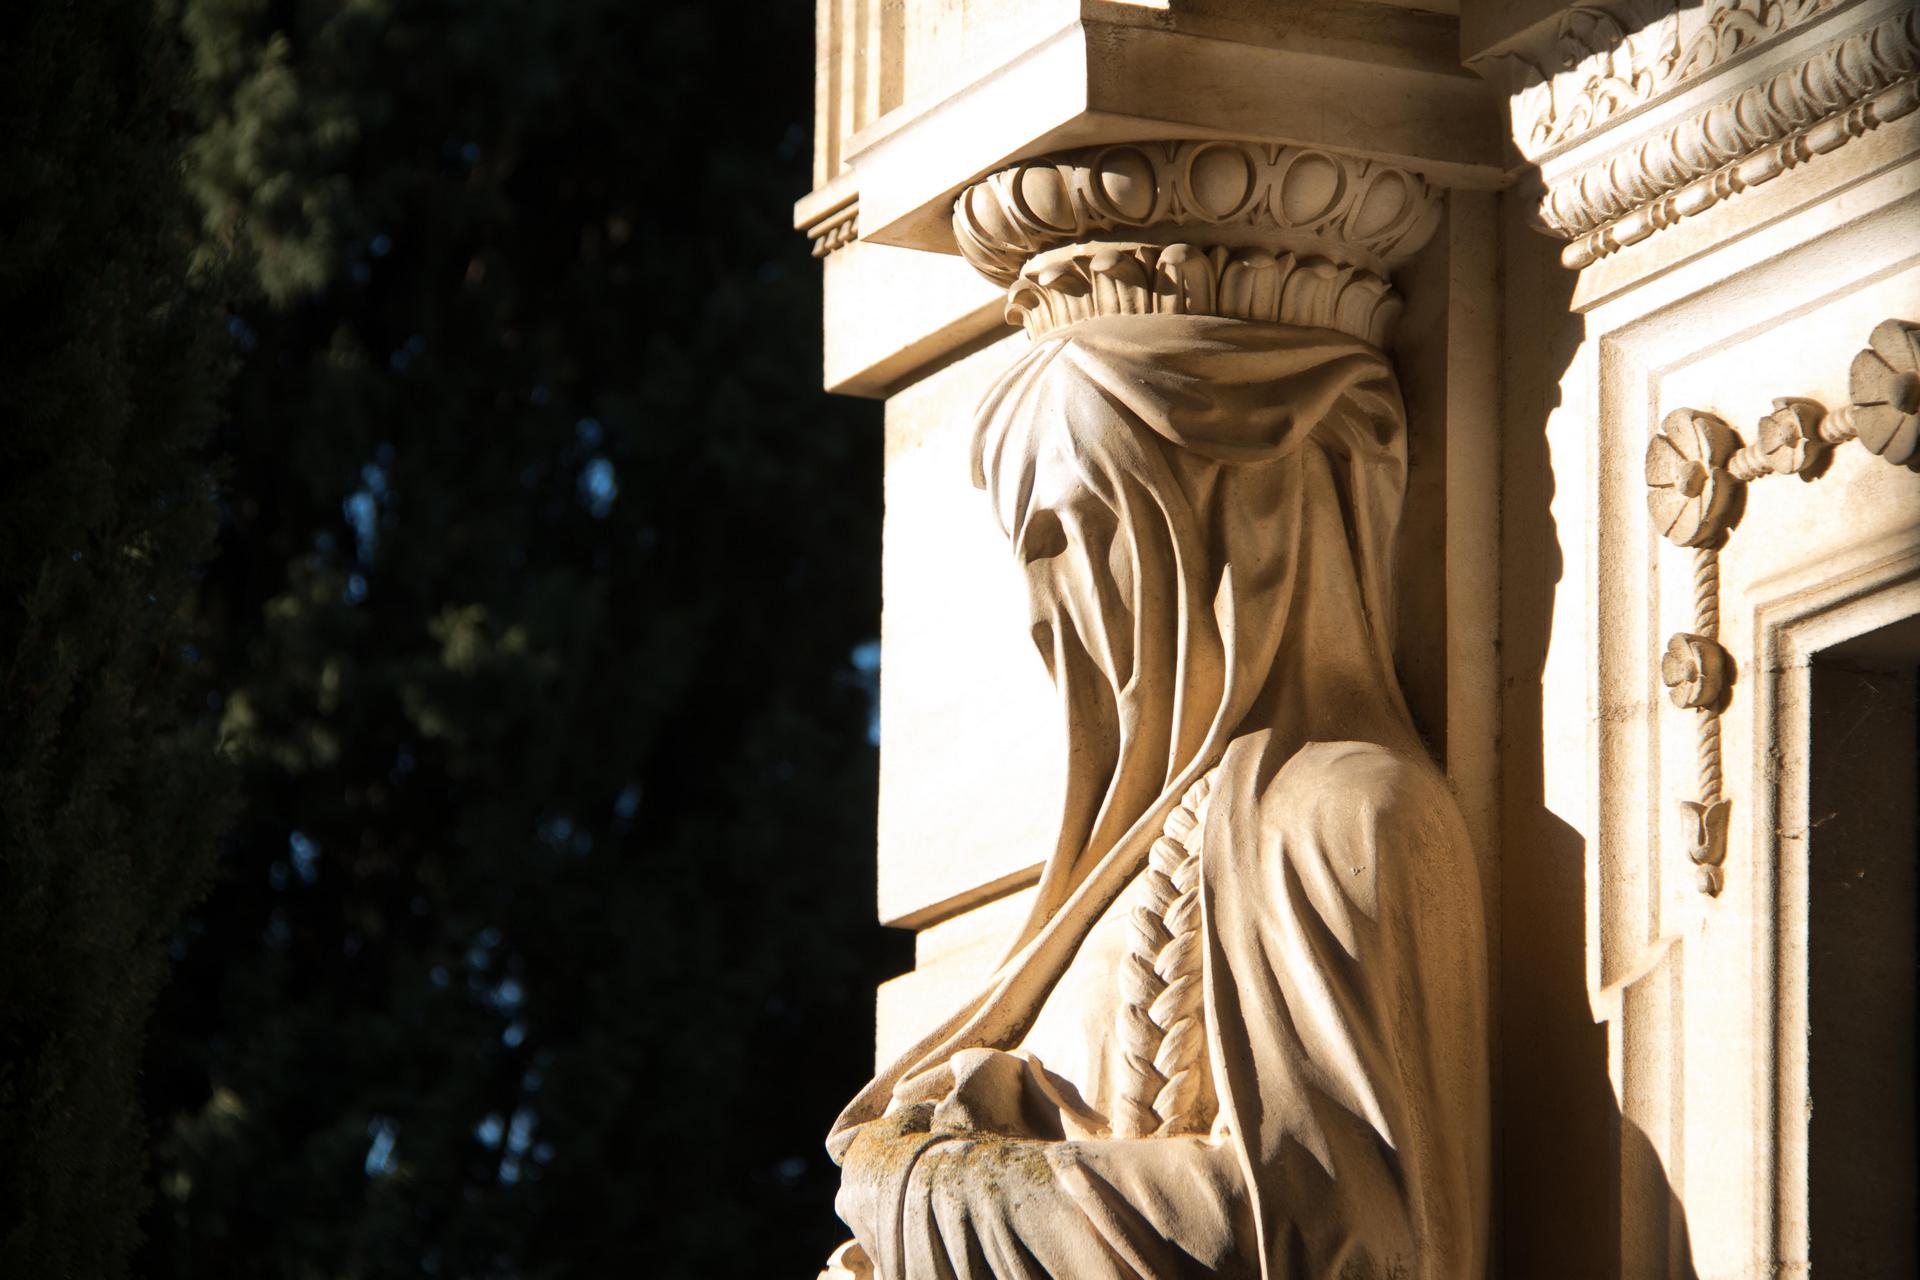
[1807,614,1920,1275]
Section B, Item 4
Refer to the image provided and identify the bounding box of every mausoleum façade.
[797,3,1920,1277]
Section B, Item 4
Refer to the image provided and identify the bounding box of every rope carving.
[1679,544,1734,896]
[1112,772,1216,1139]
[1694,547,1724,805]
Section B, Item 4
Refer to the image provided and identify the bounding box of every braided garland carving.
[1112,773,1216,1139]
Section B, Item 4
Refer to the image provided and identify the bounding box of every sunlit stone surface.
[799,3,1920,1276]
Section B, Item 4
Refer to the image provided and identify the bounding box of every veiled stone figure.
[827,313,1489,1280]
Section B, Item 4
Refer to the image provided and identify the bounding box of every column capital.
[952,141,1444,348]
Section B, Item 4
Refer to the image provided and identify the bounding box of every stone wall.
[800,3,1920,1275]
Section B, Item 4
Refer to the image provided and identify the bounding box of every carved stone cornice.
[952,141,1443,346]
[1503,0,1682,160]
[1501,0,1844,164]
[1546,7,1920,267]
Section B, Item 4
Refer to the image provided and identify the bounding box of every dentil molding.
[809,204,859,259]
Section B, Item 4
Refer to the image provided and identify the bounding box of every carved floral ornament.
[1661,631,1729,710]
[1645,408,1738,548]
[1850,316,1920,463]
[1504,0,1844,162]
[1647,321,1920,548]
[1648,318,1918,896]
[1517,5,1920,268]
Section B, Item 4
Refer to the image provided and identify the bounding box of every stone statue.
[822,144,1490,1280]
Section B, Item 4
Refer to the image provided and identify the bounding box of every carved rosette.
[1646,409,1739,548]
[1848,317,1920,465]
[1729,399,1826,479]
[953,141,1443,347]
[1661,632,1729,710]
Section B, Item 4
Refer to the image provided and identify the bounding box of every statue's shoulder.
[1272,739,1445,803]
[1215,735,1446,812]
[1214,734,1466,862]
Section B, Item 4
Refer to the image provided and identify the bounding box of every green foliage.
[141,2,896,1277]
[0,2,232,1274]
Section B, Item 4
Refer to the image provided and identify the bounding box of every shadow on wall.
[1495,194,1701,1280]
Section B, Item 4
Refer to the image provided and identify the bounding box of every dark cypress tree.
[141,3,899,1277]
[0,2,232,1274]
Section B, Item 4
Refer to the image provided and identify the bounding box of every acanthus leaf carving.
[1006,242,1403,349]
[1506,0,1682,159]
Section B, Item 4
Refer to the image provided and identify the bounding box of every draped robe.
[828,315,1488,1280]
